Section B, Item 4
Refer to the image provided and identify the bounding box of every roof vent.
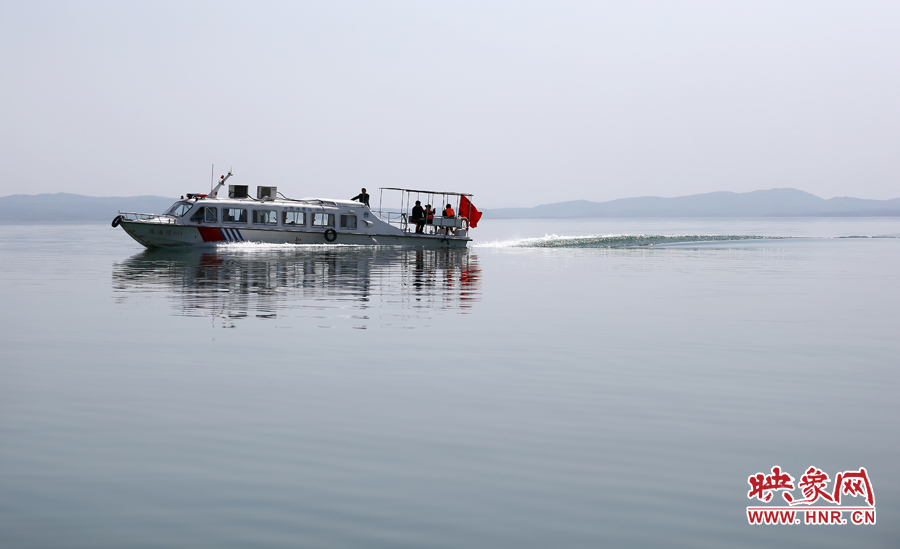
[257,186,277,200]
[228,185,249,198]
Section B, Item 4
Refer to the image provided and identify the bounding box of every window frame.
[165,201,192,217]
[311,212,335,228]
[282,211,306,227]
[222,208,248,224]
[252,209,278,225]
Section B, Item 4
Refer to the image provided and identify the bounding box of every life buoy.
[324,228,337,242]
[111,215,122,228]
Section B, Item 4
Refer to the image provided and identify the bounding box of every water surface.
[1,219,898,548]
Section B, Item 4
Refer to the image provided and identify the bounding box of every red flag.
[459,195,482,228]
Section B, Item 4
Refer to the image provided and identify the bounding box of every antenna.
[210,164,214,193]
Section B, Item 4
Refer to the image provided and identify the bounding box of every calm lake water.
[1,218,898,548]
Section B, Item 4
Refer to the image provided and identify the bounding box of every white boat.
[112,172,481,249]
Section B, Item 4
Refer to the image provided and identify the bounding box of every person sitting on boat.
[425,205,435,233]
[411,200,426,233]
[443,204,455,217]
[351,188,370,207]
[190,207,205,223]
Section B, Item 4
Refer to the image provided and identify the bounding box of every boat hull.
[120,221,470,249]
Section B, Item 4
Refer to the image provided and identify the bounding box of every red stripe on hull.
[198,227,225,242]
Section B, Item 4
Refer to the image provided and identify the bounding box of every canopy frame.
[376,187,475,234]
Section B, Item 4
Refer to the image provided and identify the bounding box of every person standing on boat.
[351,188,370,207]
[411,200,426,233]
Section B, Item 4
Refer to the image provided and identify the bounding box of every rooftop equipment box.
[228,185,249,198]
[257,186,277,200]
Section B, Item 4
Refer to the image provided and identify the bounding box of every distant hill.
[486,189,900,218]
[2,188,899,223]
[0,193,176,223]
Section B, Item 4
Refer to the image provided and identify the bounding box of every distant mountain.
[486,189,900,218]
[2,188,899,223]
[0,193,176,223]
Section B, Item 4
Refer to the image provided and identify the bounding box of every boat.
[112,171,482,249]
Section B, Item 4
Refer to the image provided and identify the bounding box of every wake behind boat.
[112,172,482,249]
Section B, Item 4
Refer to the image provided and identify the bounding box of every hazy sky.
[2,1,897,207]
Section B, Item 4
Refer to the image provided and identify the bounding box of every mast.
[209,169,233,198]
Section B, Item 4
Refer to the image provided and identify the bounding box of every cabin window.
[165,202,192,217]
[340,215,357,229]
[252,209,277,225]
[223,208,247,223]
[283,211,305,226]
[204,207,217,223]
[311,213,335,227]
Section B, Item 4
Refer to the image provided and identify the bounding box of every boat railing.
[118,211,179,224]
[375,210,409,232]
[375,210,469,236]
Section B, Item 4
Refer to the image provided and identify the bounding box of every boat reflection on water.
[112,246,481,328]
